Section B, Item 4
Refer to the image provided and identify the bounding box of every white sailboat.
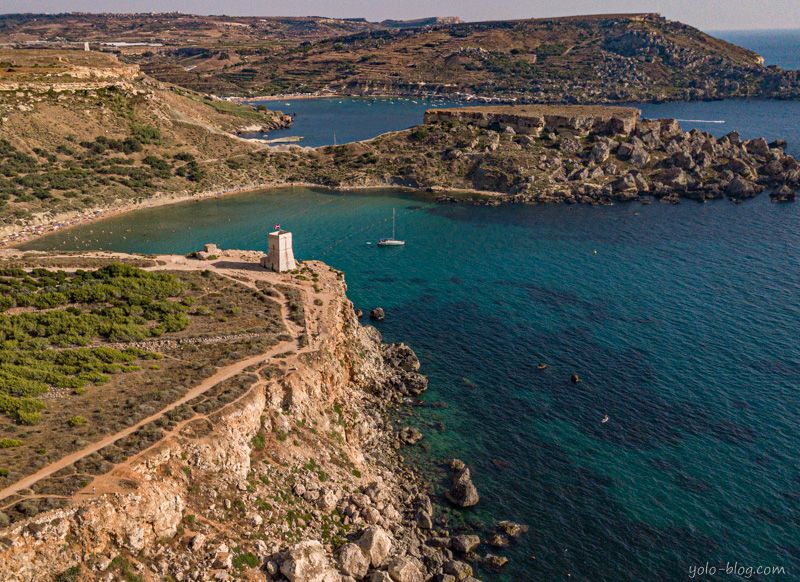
[377,208,405,246]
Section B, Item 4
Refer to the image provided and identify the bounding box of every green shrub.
[67,415,88,427]
[0,438,22,448]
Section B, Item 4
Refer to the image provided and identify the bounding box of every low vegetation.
[0,261,286,501]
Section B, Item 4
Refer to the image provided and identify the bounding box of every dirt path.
[0,348,288,502]
[0,253,329,505]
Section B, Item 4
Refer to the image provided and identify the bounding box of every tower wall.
[260,231,297,272]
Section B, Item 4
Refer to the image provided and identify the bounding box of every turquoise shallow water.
[21,96,800,580]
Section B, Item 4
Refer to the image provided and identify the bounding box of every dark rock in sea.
[450,534,481,554]
[497,520,529,538]
[725,176,758,198]
[484,553,510,570]
[536,362,548,370]
[399,427,424,445]
[490,458,510,470]
[445,460,480,507]
[487,533,510,548]
[770,184,796,202]
[383,343,421,372]
[570,372,582,383]
[355,308,363,319]
[370,307,385,321]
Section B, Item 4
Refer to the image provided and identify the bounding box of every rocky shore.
[283,104,799,206]
[0,258,517,582]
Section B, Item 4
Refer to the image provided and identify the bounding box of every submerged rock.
[497,520,529,538]
[484,553,510,570]
[399,427,424,445]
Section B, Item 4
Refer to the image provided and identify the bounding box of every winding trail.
[0,253,325,504]
[0,347,286,502]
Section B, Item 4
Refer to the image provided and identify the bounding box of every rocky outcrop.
[0,260,472,582]
[420,108,800,205]
[444,460,480,508]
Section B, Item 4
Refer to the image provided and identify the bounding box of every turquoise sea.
[21,47,800,580]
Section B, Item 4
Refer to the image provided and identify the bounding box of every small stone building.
[261,230,297,272]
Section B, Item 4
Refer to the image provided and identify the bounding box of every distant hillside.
[2,12,795,102]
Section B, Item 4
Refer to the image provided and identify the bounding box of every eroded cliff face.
[0,261,440,581]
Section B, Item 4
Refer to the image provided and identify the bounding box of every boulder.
[570,372,581,384]
[370,308,385,321]
[628,144,650,168]
[610,174,638,194]
[725,176,757,198]
[657,167,688,190]
[590,141,610,164]
[745,137,770,157]
[387,557,424,582]
[280,541,337,582]
[399,426,423,445]
[484,554,509,570]
[443,560,474,580]
[369,572,393,582]
[727,157,756,178]
[450,535,480,554]
[487,534,509,548]
[357,526,393,568]
[338,543,370,579]
[188,533,206,552]
[770,184,796,202]
[383,343,421,372]
[558,137,582,154]
[616,141,635,161]
[497,520,529,538]
[671,151,695,170]
[445,464,480,508]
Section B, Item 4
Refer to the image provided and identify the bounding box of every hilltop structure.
[261,230,297,272]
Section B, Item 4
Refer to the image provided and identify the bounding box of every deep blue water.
[247,97,465,147]
[22,98,800,581]
[713,29,800,70]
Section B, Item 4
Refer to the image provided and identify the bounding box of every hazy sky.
[1,1,799,31]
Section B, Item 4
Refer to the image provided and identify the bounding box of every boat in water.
[377,208,405,246]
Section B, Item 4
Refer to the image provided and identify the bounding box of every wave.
[676,119,726,124]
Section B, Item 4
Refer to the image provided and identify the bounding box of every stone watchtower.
[261,230,297,272]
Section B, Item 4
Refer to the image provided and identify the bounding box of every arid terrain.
[0,248,510,581]
[2,13,798,102]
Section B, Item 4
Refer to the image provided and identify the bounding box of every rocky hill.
[208,104,797,206]
[0,49,291,237]
[2,13,798,101]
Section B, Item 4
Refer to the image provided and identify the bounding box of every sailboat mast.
[392,208,396,239]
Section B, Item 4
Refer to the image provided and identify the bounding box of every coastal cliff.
[0,254,489,581]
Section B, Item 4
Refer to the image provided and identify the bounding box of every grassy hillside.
[0,50,290,229]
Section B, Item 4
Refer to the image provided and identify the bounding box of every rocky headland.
[0,251,510,581]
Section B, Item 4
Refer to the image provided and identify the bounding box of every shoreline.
[0,181,502,250]
[0,252,494,580]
